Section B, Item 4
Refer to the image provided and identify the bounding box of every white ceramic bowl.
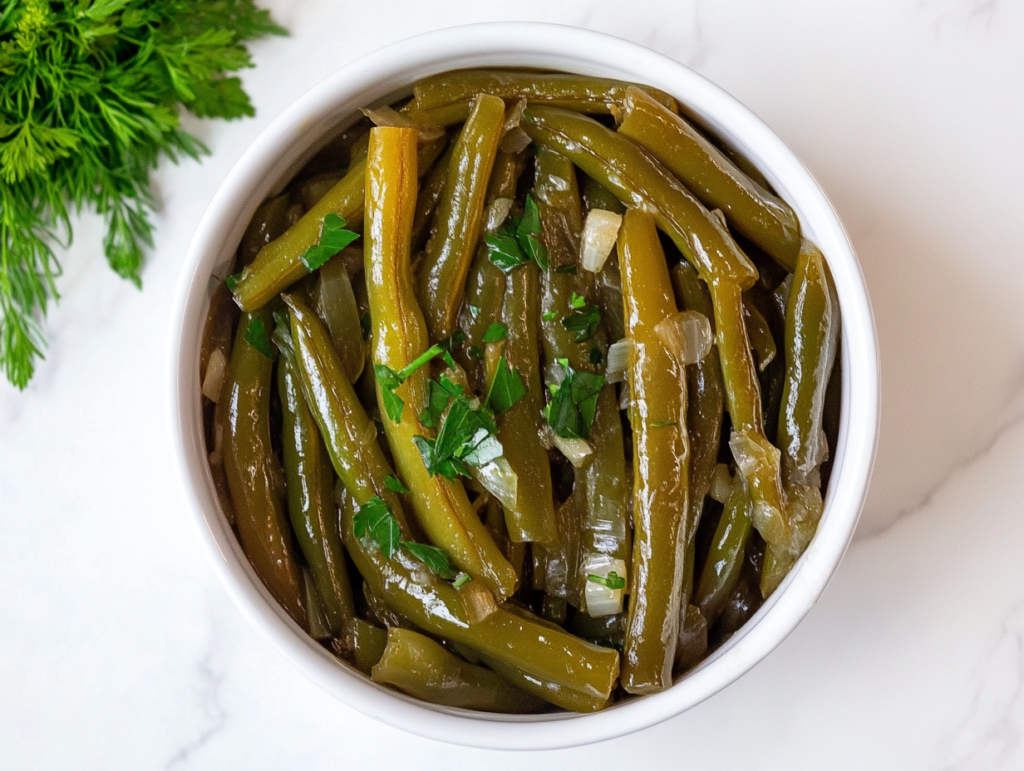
[169,22,879,751]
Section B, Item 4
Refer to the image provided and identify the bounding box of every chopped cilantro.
[588,571,626,590]
[486,355,528,414]
[300,213,360,271]
[243,316,275,361]
[384,475,411,495]
[482,322,508,343]
[544,359,605,439]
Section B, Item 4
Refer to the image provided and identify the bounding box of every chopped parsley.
[225,272,242,292]
[485,194,549,272]
[544,358,605,439]
[299,213,360,271]
[413,396,503,480]
[374,335,464,424]
[588,571,626,590]
[453,572,473,589]
[354,496,465,582]
[589,347,603,366]
[651,421,679,428]
[485,355,528,414]
[542,309,558,322]
[569,292,586,309]
[384,474,411,495]
[243,316,275,361]
[561,300,602,343]
[482,322,508,343]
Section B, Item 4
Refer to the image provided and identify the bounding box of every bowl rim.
[168,21,880,751]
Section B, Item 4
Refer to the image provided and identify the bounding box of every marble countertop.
[3,1,1023,768]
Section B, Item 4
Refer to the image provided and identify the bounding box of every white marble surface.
[2,0,1023,768]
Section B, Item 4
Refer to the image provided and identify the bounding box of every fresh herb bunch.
[0,0,285,388]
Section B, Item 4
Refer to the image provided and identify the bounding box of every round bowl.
[169,21,879,751]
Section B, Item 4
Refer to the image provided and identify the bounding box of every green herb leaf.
[384,474,411,495]
[482,322,509,343]
[589,347,603,365]
[485,226,528,272]
[486,355,528,414]
[300,213,360,271]
[485,195,548,273]
[467,345,483,359]
[516,195,549,271]
[542,309,558,322]
[468,304,482,319]
[374,364,406,423]
[561,302,602,343]
[402,541,460,580]
[570,292,587,309]
[588,571,626,590]
[353,496,402,559]
[225,272,242,292]
[414,392,502,480]
[418,379,450,430]
[651,421,679,428]
[544,359,605,439]
[453,572,473,589]
[244,316,275,360]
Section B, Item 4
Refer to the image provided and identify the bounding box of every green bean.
[349,618,388,675]
[480,496,526,584]
[410,141,455,252]
[477,653,610,713]
[744,299,777,372]
[364,126,517,599]
[284,293,410,529]
[694,479,753,626]
[237,194,291,267]
[416,94,506,340]
[410,69,678,116]
[336,487,620,707]
[312,254,365,383]
[762,240,839,596]
[674,603,708,674]
[296,171,345,212]
[581,173,626,215]
[618,208,690,694]
[234,136,445,311]
[277,333,357,642]
[534,491,583,606]
[491,262,558,544]
[371,627,548,713]
[216,308,306,628]
[618,86,800,271]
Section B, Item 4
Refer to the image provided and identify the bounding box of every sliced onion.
[581,210,623,273]
[539,425,593,467]
[470,457,518,511]
[460,579,498,623]
[500,126,532,154]
[582,555,628,617]
[504,98,527,131]
[484,197,514,232]
[361,105,444,142]
[202,347,227,402]
[605,338,630,384]
[316,259,364,382]
[655,309,713,365]
[709,463,734,504]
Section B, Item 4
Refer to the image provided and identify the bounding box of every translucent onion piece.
[459,579,498,623]
[470,457,519,511]
[729,429,791,551]
[316,259,365,382]
[361,105,444,142]
[484,197,514,232]
[709,463,734,504]
[655,309,713,365]
[538,424,593,467]
[500,126,532,154]
[605,338,630,384]
[583,555,628,617]
[618,378,631,411]
[580,210,623,273]
[201,347,227,402]
[503,98,527,132]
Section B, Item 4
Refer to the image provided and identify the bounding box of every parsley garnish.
[569,292,586,309]
[467,304,482,319]
[453,572,473,589]
[651,421,679,428]
[468,345,484,359]
[589,347,603,365]
[243,316,275,361]
[384,474,411,495]
[482,322,508,343]
[299,213,360,271]
[354,495,464,582]
[374,337,462,424]
[225,273,242,292]
[542,309,558,322]
[418,375,464,429]
[544,359,605,439]
[413,397,503,480]
[484,194,549,272]
[486,355,528,414]
[561,300,602,343]
[588,571,626,590]
[0,1,286,388]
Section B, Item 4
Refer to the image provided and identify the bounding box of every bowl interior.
[171,22,878,751]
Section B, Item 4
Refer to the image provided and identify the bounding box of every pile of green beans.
[200,68,841,713]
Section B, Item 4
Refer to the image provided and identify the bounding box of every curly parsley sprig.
[0,0,285,388]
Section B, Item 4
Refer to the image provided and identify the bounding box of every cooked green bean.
[372,627,547,713]
[491,261,558,544]
[312,255,365,383]
[744,299,777,372]
[618,86,800,271]
[410,141,454,252]
[410,69,678,116]
[364,126,517,598]
[336,487,620,707]
[234,136,445,311]
[277,332,356,643]
[762,240,839,596]
[238,194,291,267]
[216,308,306,628]
[618,208,690,694]
[417,94,506,340]
[350,618,388,675]
[477,653,610,713]
[694,478,753,626]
